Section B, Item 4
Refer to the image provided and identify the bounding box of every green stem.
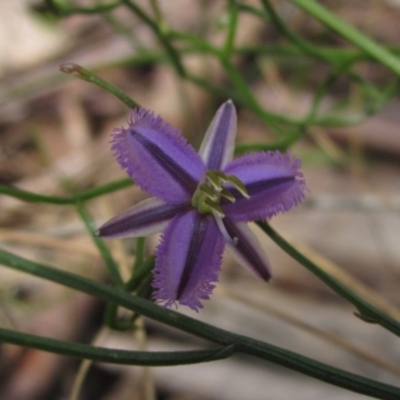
[149,0,163,24]
[257,221,400,338]
[289,0,400,76]
[304,61,354,126]
[0,178,133,205]
[75,203,124,288]
[311,78,400,127]
[121,0,185,77]
[60,64,140,109]
[223,0,239,59]
[1,249,400,399]
[134,237,146,270]
[260,0,395,125]
[47,0,122,16]
[104,302,138,331]
[0,326,234,365]
[218,57,290,134]
[260,0,336,63]
[125,256,155,292]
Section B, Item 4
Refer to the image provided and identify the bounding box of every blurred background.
[0,1,400,399]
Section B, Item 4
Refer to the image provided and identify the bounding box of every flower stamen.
[212,211,238,246]
[191,171,249,216]
[191,171,249,245]
[226,175,250,199]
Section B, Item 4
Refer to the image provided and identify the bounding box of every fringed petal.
[223,218,271,281]
[152,211,225,311]
[199,100,237,170]
[222,151,306,221]
[112,108,206,203]
[96,197,189,239]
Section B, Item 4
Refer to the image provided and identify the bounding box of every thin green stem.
[0,52,164,109]
[149,0,163,25]
[104,302,137,331]
[185,72,238,99]
[95,215,150,328]
[134,237,146,270]
[125,256,155,292]
[185,69,390,129]
[223,0,239,59]
[314,78,400,127]
[101,8,144,50]
[261,0,336,63]
[60,64,140,109]
[101,36,395,130]
[0,326,234,365]
[238,2,269,20]
[233,43,400,63]
[289,0,400,76]
[219,57,291,134]
[257,221,400,338]
[167,29,301,130]
[121,0,185,77]
[46,0,122,16]
[260,0,393,123]
[304,61,354,126]
[75,203,124,288]
[1,249,400,399]
[0,178,133,205]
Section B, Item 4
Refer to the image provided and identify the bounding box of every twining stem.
[289,0,400,76]
[125,256,155,293]
[60,64,140,109]
[257,221,400,338]
[260,0,337,63]
[134,237,146,270]
[121,0,185,77]
[69,327,108,400]
[0,324,235,366]
[0,249,399,400]
[0,178,133,205]
[75,202,124,288]
[46,0,122,16]
[223,0,239,59]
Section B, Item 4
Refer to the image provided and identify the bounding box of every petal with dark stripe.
[112,108,206,204]
[199,100,237,170]
[152,211,225,311]
[222,151,306,221]
[223,218,271,281]
[97,198,189,239]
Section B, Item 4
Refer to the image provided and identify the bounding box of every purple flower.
[97,101,306,311]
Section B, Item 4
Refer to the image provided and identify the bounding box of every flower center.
[191,171,249,217]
